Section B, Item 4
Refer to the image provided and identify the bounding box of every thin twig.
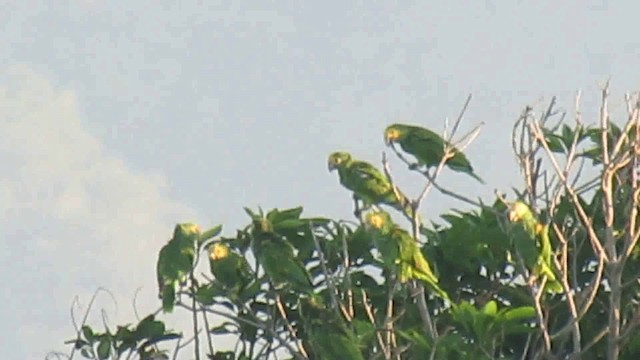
[567,326,609,360]
[384,287,396,358]
[177,302,307,360]
[275,295,309,359]
[309,222,347,318]
[530,120,609,262]
[447,93,473,143]
[201,307,215,357]
[339,228,355,318]
[361,289,390,359]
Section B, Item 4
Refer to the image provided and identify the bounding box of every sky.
[1,1,640,359]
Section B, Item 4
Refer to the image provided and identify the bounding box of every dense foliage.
[53,88,640,360]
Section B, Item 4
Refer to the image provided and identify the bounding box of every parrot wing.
[256,238,312,292]
[156,223,200,313]
[395,228,450,300]
[390,124,483,182]
[344,160,414,218]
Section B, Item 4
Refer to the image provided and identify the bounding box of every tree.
[52,86,640,360]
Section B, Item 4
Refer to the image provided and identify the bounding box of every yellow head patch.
[210,243,229,261]
[178,223,201,235]
[384,128,401,143]
[368,213,386,229]
[328,152,350,171]
[508,201,529,222]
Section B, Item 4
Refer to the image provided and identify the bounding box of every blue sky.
[2,1,640,359]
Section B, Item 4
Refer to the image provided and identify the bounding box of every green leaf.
[136,315,165,339]
[272,219,306,231]
[210,322,237,335]
[267,206,304,223]
[139,333,182,349]
[200,224,223,242]
[243,207,258,219]
[81,325,95,342]
[80,347,94,359]
[542,129,565,153]
[351,319,375,343]
[502,306,536,321]
[482,300,498,316]
[195,283,218,305]
[114,325,137,353]
[96,336,111,360]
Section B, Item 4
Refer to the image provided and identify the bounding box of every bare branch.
[178,302,308,360]
[529,120,609,262]
[275,295,309,359]
[361,289,391,359]
[309,222,346,318]
[339,225,355,319]
[446,93,472,142]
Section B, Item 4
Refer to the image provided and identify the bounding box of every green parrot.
[208,242,254,297]
[366,211,449,301]
[250,218,313,292]
[508,201,563,294]
[328,151,415,219]
[156,223,200,312]
[298,296,365,360]
[384,123,483,183]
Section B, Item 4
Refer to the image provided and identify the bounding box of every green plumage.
[509,201,563,294]
[366,211,449,300]
[384,123,483,183]
[156,223,200,312]
[208,242,254,296]
[299,296,365,360]
[251,218,312,292]
[328,151,414,219]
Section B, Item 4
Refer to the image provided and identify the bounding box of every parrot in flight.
[298,296,365,360]
[384,123,483,183]
[156,223,201,312]
[366,211,449,301]
[328,151,415,220]
[250,217,313,292]
[208,242,254,298]
[508,201,563,294]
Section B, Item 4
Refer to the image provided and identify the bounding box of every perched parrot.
[299,296,365,360]
[327,151,415,219]
[250,218,313,292]
[384,123,483,183]
[156,223,200,312]
[508,201,563,294]
[208,242,254,297]
[366,211,449,300]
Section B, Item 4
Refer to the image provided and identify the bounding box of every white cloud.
[0,65,202,359]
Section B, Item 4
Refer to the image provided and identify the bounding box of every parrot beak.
[508,209,517,222]
[328,158,340,171]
